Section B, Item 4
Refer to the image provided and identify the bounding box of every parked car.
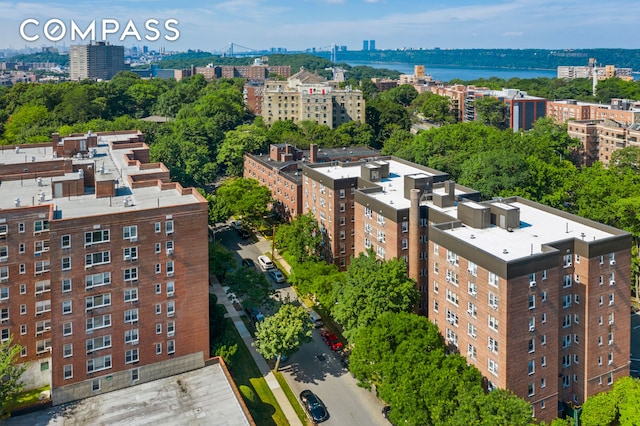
[269,268,286,283]
[299,390,329,423]
[241,258,255,268]
[257,255,274,270]
[321,330,343,351]
[230,220,242,230]
[309,310,324,328]
[237,228,250,239]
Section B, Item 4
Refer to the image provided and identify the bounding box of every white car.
[269,269,286,283]
[257,255,274,270]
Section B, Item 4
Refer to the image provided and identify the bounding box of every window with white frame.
[155,243,162,254]
[609,292,615,305]
[124,288,138,303]
[563,274,572,288]
[61,257,71,270]
[131,368,139,382]
[445,328,458,346]
[86,315,111,332]
[35,279,51,295]
[34,260,50,274]
[155,222,161,233]
[165,221,174,235]
[36,338,52,354]
[364,223,372,235]
[167,340,175,354]
[166,261,174,276]
[364,207,372,218]
[167,321,175,337]
[562,314,571,328]
[125,348,139,364]
[562,294,572,308]
[166,241,174,254]
[123,247,138,261]
[376,246,385,259]
[63,343,73,358]
[468,323,477,338]
[85,272,111,290]
[467,302,477,318]
[35,319,51,335]
[488,358,499,376]
[124,309,139,324]
[87,355,112,373]
[467,344,477,359]
[61,235,71,249]
[156,323,162,334]
[445,289,459,306]
[34,240,50,254]
[488,272,499,287]
[445,309,459,326]
[489,292,499,310]
[34,220,49,233]
[488,336,498,353]
[125,329,139,344]
[62,278,72,292]
[166,281,175,297]
[529,295,535,310]
[562,334,572,348]
[402,221,409,233]
[123,226,138,240]
[62,300,72,315]
[64,364,73,379]
[86,293,111,311]
[468,282,477,297]
[85,251,110,267]
[156,342,162,355]
[35,300,51,314]
[124,268,138,282]
[467,261,477,277]
[528,338,535,353]
[488,315,499,332]
[85,229,110,246]
[86,335,111,353]
[167,301,175,317]
[563,254,572,268]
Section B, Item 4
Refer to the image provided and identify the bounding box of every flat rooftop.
[443,200,617,262]
[0,133,202,218]
[5,363,252,426]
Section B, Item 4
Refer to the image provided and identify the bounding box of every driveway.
[217,228,389,425]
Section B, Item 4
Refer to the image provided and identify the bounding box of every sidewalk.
[210,274,303,426]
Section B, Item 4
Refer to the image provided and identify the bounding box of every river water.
[344,61,558,81]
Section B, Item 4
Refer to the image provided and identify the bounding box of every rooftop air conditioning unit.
[167,248,174,255]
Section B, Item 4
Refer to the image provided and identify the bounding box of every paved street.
[217,227,389,426]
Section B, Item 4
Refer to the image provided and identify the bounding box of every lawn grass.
[223,318,288,426]
[273,371,311,426]
[4,385,50,413]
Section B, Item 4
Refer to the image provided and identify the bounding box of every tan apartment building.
[547,99,640,127]
[244,143,378,222]
[568,119,640,167]
[0,131,209,405]
[261,68,365,128]
[428,196,630,423]
[69,42,127,81]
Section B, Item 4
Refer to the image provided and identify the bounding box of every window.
[467,344,477,359]
[167,321,175,337]
[488,358,499,376]
[165,221,174,235]
[468,323,477,338]
[562,314,571,328]
[541,356,546,367]
[166,282,175,297]
[92,378,101,391]
[87,355,112,373]
[488,336,498,353]
[562,354,572,368]
[608,332,614,346]
[166,241,174,254]
[364,207,372,218]
[125,329,139,344]
[84,229,110,246]
[377,214,386,226]
[563,254,572,268]
[155,243,161,254]
[34,240,50,254]
[488,315,499,332]
[124,309,139,324]
[124,288,138,303]
[562,375,570,388]
[86,315,111,332]
[563,274,572,288]
[18,223,25,233]
[131,368,140,382]
[156,343,162,355]
[339,189,345,198]
[35,279,51,294]
[20,324,26,335]
[376,246,385,259]
[528,360,535,375]
[609,292,615,305]
[155,222,161,233]
[467,261,477,277]
[542,269,547,280]
[609,253,616,265]
[402,221,409,233]
[563,334,572,348]
[61,235,71,248]
[468,282,477,297]
[62,278,72,292]
[20,304,26,315]
[36,319,51,335]
[167,340,175,354]
[19,243,25,254]
[86,293,111,311]
[86,272,111,290]
[86,335,111,353]
[445,289,459,306]
[488,272,499,287]
[433,300,438,313]
[125,348,139,364]
[85,251,110,267]
[489,293,499,310]
[63,343,73,358]
[167,301,175,317]
[155,283,162,295]
[62,300,72,315]
[562,294,572,308]
[445,328,458,346]
[528,383,535,397]
[36,338,52,354]
[124,268,138,282]
[446,309,459,327]
[123,226,138,241]
[123,247,138,261]
[166,262,175,277]
[64,365,73,380]
[541,291,547,302]
[34,260,50,274]
[467,302,477,318]
[155,263,161,274]
[528,338,535,353]
[35,300,51,314]
[34,220,50,233]
[61,257,71,270]
[446,250,459,265]
[62,321,73,336]
[156,304,162,315]
[156,323,162,334]
[574,294,580,304]
[20,264,26,274]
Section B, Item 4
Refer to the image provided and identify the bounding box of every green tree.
[419,93,457,124]
[217,123,268,176]
[253,304,313,371]
[224,267,273,311]
[214,178,272,228]
[611,146,640,173]
[580,376,640,426]
[0,336,27,416]
[3,104,51,144]
[474,96,507,129]
[333,121,375,147]
[380,84,418,107]
[274,213,323,264]
[289,261,342,308]
[332,250,419,340]
[208,242,235,280]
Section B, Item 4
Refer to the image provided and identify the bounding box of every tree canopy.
[0,336,26,416]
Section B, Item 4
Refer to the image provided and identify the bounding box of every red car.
[321,330,343,351]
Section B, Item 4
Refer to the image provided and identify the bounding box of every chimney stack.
[310,144,319,164]
[409,189,421,288]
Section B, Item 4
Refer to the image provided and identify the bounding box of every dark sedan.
[299,389,329,423]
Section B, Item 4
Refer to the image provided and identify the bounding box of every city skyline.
[1,0,639,53]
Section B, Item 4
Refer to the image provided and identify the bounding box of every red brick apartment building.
[255,154,631,423]
[243,143,379,222]
[0,131,209,405]
[567,119,640,167]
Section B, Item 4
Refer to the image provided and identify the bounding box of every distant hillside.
[313,49,640,71]
[4,52,68,66]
